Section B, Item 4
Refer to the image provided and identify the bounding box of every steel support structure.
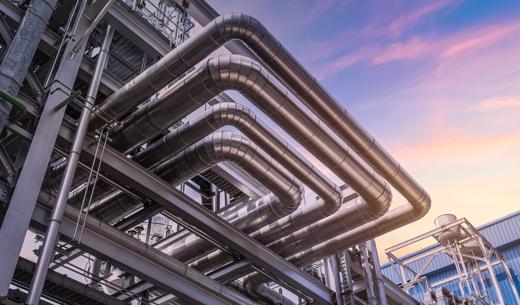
[25,23,114,304]
[0,2,93,296]
[386,217,520,305]
[29,203,250,305]
[53,121,334,304]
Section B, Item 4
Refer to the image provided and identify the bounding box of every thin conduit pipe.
[110,54,391,231]
[26,25,114,304]
[89,13,428,230]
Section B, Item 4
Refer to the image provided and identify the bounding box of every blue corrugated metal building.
[381,210,520,305]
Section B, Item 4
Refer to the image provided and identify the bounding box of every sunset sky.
[209,0,520,260]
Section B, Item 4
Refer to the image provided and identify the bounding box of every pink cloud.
[302,0,350,26]
[442,21,520,57]
[471,96,520,112]
[304,1,456,63]
[371,37,432,64]
[394,132,520,162]
[386,0,454,37]
[317,47,374,79]
[320,18,520,80]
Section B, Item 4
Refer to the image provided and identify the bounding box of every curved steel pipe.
[91,13,428,242]
[154,131,302,262]
[189,192,355,272]
[111,55,391,235]
[113,101,343,263]
[138,102,342,237]
[288,204,428,267]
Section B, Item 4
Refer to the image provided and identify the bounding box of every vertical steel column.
[26,24,114,305]
[448,244,467,297]
[368,240,388,305]
[0,0,58,132]
[323,258,331,288]
[339,251,354,305]
[360,243,377,305]
[329,255,345,305]
[0,3,91,296]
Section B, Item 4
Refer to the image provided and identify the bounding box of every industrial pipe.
[0,0,58,132]
[154,131,302,262]
[110,55,391,236]
[131,102,343,240]
[243,273,297,305]
[189,193,359,273]
[288,204,430,267]
[89,14,427,229]
[72,129,303,263]
[26,25,114,305]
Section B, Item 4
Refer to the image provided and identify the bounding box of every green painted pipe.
[0,89,26,122]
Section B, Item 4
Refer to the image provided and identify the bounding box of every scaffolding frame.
[386,217,520,305]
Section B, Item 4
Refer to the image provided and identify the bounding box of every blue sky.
[208,0,520,257]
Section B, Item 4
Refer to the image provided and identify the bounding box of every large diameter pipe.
[26,25,114,305]
[135,102,342,238]
[89,14,428,228]
[155,131,303,262]
[48,94,229,215]
[243,273,297,305]
[288,205,429,267]
[112,54,391,230]
[85,126,303,231]
[190,193,359,273]
[0,0,58,132]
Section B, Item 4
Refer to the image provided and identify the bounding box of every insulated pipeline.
[91,13,429,242]
[112,55,391,234]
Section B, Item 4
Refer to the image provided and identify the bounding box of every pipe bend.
[156,131,302,215]
[207,102,342,209]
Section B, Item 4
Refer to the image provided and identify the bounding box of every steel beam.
[29,203,244,305]
[0,0,57,132]
[212,162,268,200]
[15,257,129,305]
[54,121,334,305]
[103,0,172,58]
[0,0,123,96]
[0,5,93,296]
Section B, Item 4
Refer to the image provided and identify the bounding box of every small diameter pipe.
[26,25,114,305]
[0,89,26,122]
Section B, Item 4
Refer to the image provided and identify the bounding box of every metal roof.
[381,210,520,304]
